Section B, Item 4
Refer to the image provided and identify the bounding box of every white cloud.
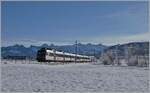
[87,32,149,45]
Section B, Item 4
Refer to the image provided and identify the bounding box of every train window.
[46,52,49,55]
[49,53,53,56]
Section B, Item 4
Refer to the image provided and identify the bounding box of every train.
[36,48,92,62]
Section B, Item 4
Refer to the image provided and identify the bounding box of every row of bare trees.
[100,45,149,67]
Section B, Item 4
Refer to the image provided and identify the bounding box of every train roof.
[46,49,54,53]
[45,49,89,58]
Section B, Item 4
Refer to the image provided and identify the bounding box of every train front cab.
[37,48,46,62]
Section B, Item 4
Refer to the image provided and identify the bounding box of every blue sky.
[1,1,149,46]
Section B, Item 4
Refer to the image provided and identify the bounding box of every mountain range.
[1,43,107,59]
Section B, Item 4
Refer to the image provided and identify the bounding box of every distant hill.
[104,41,149,56]
[1,43,107,59]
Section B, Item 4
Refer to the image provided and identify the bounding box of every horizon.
[2,41,149,48]
[1,42,107,47]
[2,1,149,47]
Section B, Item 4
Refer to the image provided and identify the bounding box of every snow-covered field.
[1,61,149,92]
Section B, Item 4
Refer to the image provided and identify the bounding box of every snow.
[1,61,149,92]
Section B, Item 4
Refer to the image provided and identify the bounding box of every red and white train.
[36,48,92,62]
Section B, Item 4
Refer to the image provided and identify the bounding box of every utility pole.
[115,45,119,65]
[75,40,78,63]
[100,49,104,61]
[93,49,96,62]
[53,49,56,62]
[125,46,129,64]
[94,49,95,57]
